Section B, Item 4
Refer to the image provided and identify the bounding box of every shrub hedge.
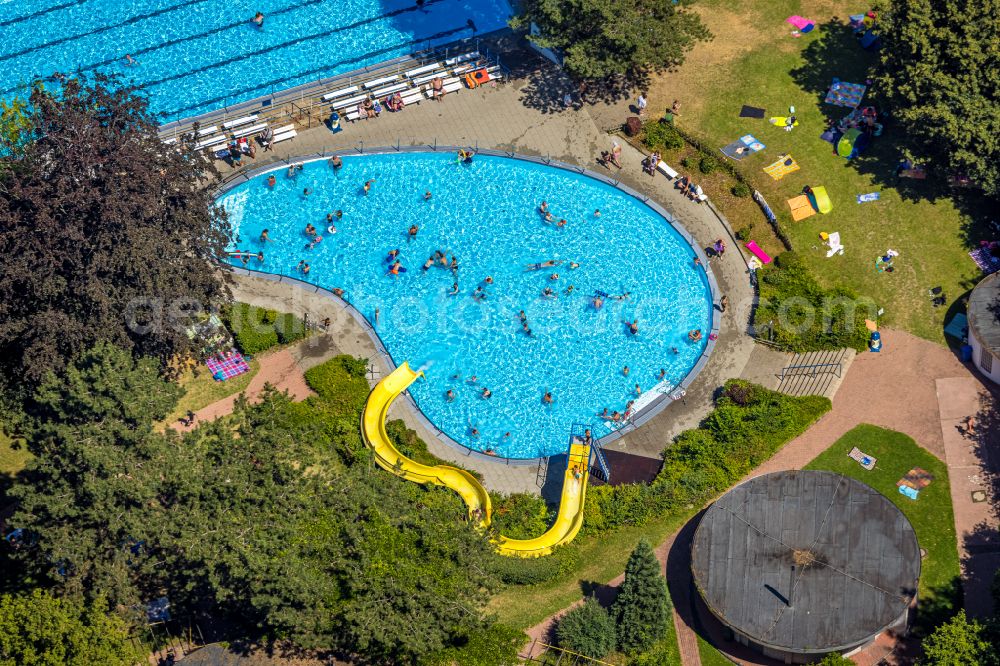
[641,120,684,152]
[754,252,871,352]
[488,492,552,540]
[582,380,830,536]
[421,623,525,666]
[223,302,308,355]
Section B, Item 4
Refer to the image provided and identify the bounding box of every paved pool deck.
[216,51,758,495]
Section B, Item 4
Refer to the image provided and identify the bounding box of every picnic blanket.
[721,134,765,160]
[825,80,867,108]
[970,247,1000,274]
[857,192,880,203]
[898,485,919,500]
[848,446,876,470]
[944,313,968,340]
[739,105,766,119]
[897,467,934,490]
[786,15,815,32]
[764,155,800,180]
[205,350,251,381]
[787,194,816,221]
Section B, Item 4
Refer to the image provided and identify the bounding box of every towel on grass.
[898,485,919,500]
[205,351,251,381]
[969,247,1000,274]
[739,105,766,118]
[848,446,876,470]
[720,134,765,160]
[897,467,934,490]
[857,192,880,203]
[825,80,867,108]
[786,15,815,32]
[764,155,800,180]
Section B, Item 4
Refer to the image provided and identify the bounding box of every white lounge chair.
[230,123,268,139]
[411,71,448,86]
[657,161,679,180]
[444,51,479,66]
[370,82,410,98]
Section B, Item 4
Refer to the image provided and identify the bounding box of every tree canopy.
[872,0,1000,196]
[0,75,230,394]
[919,611,998,666]
[513,0,710,81]
[9,350,496,664]
[612,538,670,653]
[555,597,616,660]
[0,589,141,666]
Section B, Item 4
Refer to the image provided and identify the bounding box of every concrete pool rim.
[216,146,721,466]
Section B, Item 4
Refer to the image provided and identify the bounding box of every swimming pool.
[0,0,511,121]
[219,151,714,459]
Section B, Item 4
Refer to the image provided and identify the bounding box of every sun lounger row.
[320,52,481,106]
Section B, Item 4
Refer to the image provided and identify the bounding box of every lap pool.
[0,0,512,121]
[219,152,714,459]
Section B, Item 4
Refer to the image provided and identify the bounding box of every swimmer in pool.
[259,229,270,242]
[623,366,630,377]
[625,319,639,335]
[407,224,418,241]
[542,391,554,405]
[424,191,432,201]
[450,256,458,272]
[634,384,642,396]
[592,295,604,309]
[688,329,703,342]
[657,368,666,381]
[539,201,549,215]
[446,389,456,402]
[467,376,478,385]
[267,175,276,187]
[556,218,567,228]
[364,179,375,195]
[549,273,559,281]
[422,256,435,271]
[671,347,679,354]
[526,259,561,271]
[518,310,527,322]
[522,322,532,336]
[329,155,343,169]
[564,285,574,295]
[542,287,556,299]
[484,276,494,285]
[481,388,492,399]
[256,251,264,262]
[385,248,400,262]
[252,11,264,27]
[569,262,580,269]
[594,209,601,217]
[448,282,459,296]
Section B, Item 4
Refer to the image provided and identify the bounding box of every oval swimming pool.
[219,152,714,458]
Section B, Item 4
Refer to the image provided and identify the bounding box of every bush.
[642,121,684,152]
[489,492,551,540]
[698,154,718,174]
[274,312,307,344]
[304,355,369,414]
[422,623,525,666]
[730,181,751,197]
[680,156,694,169]
[555,598,616,660]
[754,252,871,352]
[735,224,754,241]
[224,302,306,354]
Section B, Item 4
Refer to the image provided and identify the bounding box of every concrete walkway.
[171,348,312,432]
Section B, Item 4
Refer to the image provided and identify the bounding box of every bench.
[444,51,479,66]
[370,82,410,98]
[411,71,448,86]
[657,161,679,180]
[196,135,228,150]
[222,115,258,129]
[399,90,423,106]
[322,85,359,102]
[333,93,371,111]
[405,62,442,78]
[230,123,268,139]
[195,125,219,137]
[425,81,462,99]
[364,74,399,89]
[272,128,297,144]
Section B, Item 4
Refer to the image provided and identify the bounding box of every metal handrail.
[779,361,842,380]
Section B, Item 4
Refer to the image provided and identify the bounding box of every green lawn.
[804,424,960,633]
[649,0,990,343]
[696,634,732,666]
[162,357,261,425]
[0,431,30,477]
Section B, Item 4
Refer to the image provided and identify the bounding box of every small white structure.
[968,271,1000,384]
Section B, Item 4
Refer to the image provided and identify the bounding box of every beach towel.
[897,467,934,490]
[944,313,968,340]
[205,350,251,381]
[898,485,919,500]
[739,105,766,119]
[848,446,876,470]
[786,15,815,32]
[720,134,765,160]
[753,190,777,223]
[969,247,1000,274]
[825,80,867,108]
[764,155,800,180]
[857,192,880,203]
[787,195,815,221]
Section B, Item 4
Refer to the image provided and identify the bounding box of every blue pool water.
[220,153,713,458]
[0,0,511,121]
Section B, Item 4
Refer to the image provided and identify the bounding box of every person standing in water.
[252,12,264,28]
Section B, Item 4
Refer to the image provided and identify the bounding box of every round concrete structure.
[967,271,1000,384]
[691,470,920,663]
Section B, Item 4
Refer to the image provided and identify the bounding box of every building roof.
[691,471,920,654]
[969,271,1000,359]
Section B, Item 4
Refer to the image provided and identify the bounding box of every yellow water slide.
[361,363,590,557]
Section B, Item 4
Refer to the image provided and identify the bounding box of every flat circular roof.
[691,471,920,654]
[969,271,1000,360]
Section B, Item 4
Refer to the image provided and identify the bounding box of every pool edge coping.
[216,147,720,466]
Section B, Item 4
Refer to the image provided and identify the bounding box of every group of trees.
[7,346,498,663]
[872,0,1000,196]
[555,539,670,660]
